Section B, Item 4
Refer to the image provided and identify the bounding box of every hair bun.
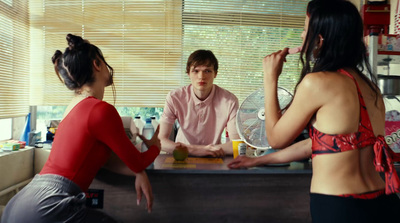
[66,33,85,50]
[51,50,63,64]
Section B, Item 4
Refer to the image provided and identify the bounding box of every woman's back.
[309,69,386,195]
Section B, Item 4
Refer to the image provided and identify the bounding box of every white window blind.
[182,0,309,102]
[29,0,182,107]
[0,0,30,119]
[28,0,308,108]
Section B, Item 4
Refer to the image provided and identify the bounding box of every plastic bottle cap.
[146,118,152,123]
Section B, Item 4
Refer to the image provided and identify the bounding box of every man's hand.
[188,144,225,157]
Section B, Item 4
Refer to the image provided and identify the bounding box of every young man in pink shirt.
[159,50,240,157]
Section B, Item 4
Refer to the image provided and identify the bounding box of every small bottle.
[141,118,155,169]
[225,128,230,143]
[134,116,145,135]
[19,113,31,144]
[141,118,154,152]
[238,143,247,156]
[151,116,159,130]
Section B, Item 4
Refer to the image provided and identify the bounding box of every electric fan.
[236,87,293,155]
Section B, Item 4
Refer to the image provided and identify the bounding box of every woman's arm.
[89,102,160,173]
[102,156,154,213]
[262,49,324,149]
[228,138,311,169]
[103,152,136,176]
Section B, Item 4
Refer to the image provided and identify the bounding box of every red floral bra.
[308,69,400,194]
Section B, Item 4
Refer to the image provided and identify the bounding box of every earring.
[311,53,320,64]
[311,45,319,63]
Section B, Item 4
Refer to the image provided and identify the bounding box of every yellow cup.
[232,139,245,159]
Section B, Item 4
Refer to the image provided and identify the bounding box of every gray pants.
[1,174,117,223]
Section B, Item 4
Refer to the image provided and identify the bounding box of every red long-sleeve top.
[40,97,159,191]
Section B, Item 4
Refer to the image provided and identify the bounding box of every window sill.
[0,146,34,158]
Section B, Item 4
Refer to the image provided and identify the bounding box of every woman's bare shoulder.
[296,71,356,108]
[297,72,336,94]
[301,71,354,92]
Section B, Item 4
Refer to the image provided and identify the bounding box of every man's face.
[188,64,217,94]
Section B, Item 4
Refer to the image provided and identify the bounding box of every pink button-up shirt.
[161,84,239,145]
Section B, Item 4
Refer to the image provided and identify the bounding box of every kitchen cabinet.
[90,154,313,223]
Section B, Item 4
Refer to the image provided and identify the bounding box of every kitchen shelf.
[378,51,400,56]
[377,52,400,65]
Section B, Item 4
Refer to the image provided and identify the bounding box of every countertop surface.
[148,153,400,175]
[148,154,313,174]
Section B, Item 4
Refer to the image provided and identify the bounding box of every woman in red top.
[1,34,161,223]
[229,0,400,222]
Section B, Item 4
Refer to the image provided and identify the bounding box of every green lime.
[173,147,189,161]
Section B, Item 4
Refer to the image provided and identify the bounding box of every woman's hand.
[135,171,153,213]
[138,126,161,151]
[263,48,289,83]
[228,155,258,169]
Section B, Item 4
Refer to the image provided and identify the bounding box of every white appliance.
[236,87,293,157]
[121,116,138,144]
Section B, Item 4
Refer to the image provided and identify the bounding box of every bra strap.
[337,69,373,132]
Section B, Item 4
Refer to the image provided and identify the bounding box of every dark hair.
[186,50,218,74]
[51,34,115,100]
[296,0,378,99]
